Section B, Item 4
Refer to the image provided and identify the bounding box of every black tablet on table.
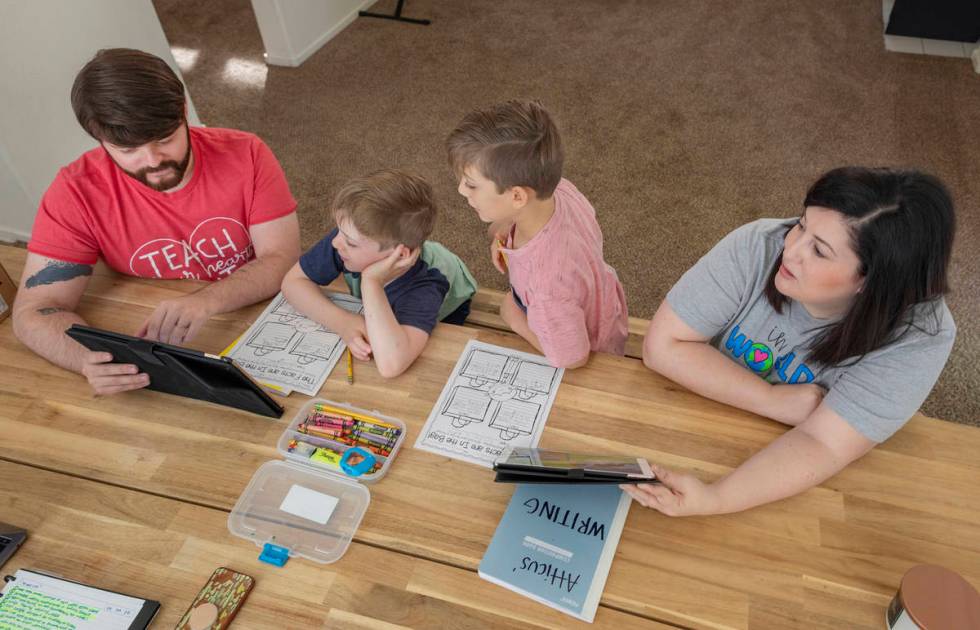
[66,324,283,418]
[493,447,660,484]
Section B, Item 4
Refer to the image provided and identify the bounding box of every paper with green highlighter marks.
[0,569,154,629]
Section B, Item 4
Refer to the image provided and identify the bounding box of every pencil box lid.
[228,460,369,565]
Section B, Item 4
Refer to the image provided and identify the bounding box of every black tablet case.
[493,469,660,484]
[66,324,283,418]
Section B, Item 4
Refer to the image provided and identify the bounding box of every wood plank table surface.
[0,460,664,630]
[2,245,979,629]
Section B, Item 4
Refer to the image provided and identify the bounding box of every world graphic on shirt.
[743,342,774,374]
[128,217,254,280]
[724,323,815,384]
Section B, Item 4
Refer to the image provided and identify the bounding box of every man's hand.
[361,245,418,286]
[137,294,216,345]
[765,383,827,426]
[81,351,150,396]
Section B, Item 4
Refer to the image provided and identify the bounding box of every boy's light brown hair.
[446,99,564,199]
[332,169,437,250]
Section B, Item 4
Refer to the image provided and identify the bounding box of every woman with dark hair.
[628,167,956,516]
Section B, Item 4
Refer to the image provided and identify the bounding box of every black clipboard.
[493,447,660,484]
[0,569,159,629]
[66,324,283,418]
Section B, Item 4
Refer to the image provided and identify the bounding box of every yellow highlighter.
[346,348,354,385]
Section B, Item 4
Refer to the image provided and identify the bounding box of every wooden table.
[2,244,979,629]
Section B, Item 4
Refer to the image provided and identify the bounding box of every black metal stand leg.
[359,0,431,25]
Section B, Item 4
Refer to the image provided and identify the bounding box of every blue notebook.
[478,484,632,622]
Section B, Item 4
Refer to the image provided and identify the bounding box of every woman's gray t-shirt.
[665,218,956,442]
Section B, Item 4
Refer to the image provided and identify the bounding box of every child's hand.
[490,237,508,274]
[362,245,418,286]
[488,221,512,275]
[339,314,372,361]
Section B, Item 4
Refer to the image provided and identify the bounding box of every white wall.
[0,0,200,242]
[251,0,373,67]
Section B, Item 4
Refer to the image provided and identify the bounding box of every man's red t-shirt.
[28,127,297,280]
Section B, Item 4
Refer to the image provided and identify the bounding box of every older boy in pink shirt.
[447,100,628,368]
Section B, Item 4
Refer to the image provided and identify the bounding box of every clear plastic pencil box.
[228,398,406,565]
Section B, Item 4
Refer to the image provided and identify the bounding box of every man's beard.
[120,129,193,192]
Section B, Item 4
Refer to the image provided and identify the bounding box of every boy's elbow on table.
[560,353,590,369]
[544,347,590,370]
[374,353,411,379]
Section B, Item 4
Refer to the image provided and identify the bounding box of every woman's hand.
[620,464,722,517]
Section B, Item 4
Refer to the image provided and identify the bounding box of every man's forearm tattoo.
[37,307,68,315]
[25,260,93,288]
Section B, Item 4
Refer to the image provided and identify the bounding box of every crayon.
[312,403,400,430]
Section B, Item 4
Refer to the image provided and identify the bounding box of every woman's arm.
[622,404,875,516]
[644,300,825,426]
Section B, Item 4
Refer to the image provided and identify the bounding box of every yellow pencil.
[346,348,354,385]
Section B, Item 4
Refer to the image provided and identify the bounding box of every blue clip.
[340,447,376,477]
[259,542,289,567]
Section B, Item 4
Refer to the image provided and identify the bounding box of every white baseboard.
[0,225,30,244]
[264,0,375,67]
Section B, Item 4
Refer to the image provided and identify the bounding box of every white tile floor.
[881,0,980,60]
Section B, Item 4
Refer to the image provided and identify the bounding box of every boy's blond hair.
[446,99,564,199]
[332,169,437,250]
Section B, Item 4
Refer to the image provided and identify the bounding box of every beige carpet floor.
[153,0,979,426]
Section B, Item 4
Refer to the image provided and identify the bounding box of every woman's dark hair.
[763,166,955,366]
[71,48,185,147]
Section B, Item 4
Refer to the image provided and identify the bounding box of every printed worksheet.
[415,340,564,467]
[224,291,362,396]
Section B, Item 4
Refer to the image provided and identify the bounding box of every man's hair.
[332,169,437,250]
[71,48,186,147]
[446,99,564,198]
